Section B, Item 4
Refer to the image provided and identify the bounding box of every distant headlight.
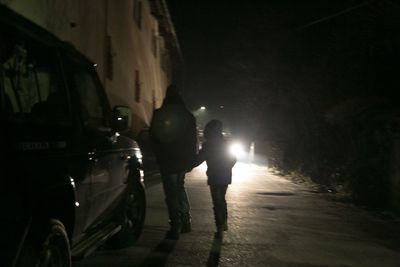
[229,142,245,157]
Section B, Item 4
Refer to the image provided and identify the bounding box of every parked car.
[0,5,146,267]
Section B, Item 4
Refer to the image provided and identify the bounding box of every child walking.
[194,120,236,238]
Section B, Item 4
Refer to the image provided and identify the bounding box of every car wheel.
[17,219,71,267]
[108,182,146,248]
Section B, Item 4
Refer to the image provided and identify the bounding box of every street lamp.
[195,106,207,130]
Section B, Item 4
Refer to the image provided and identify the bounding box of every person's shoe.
[165,229,180,240]
[181,222,192,233]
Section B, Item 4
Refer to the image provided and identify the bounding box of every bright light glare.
[229,142,245,157]
[197,162,208,171]
[200,106,206,110]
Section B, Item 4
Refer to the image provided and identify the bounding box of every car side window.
[0,28,69,123]
[68,60,108,130]
[75,72,104,128]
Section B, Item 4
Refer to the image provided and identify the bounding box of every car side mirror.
[112,106,132,132]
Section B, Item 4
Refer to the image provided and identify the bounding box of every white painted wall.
[1,0,171,135]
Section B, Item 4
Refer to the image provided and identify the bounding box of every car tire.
[107,181,146,248]
[17,218,71,267]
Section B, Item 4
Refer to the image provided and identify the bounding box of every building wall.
[0,0,172,135]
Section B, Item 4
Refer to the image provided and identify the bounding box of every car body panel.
[0,4,144,265]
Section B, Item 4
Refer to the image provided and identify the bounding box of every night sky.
[166,0,399,141]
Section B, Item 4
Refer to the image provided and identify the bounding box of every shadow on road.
[206,237,223,267]
[139,239,177,267]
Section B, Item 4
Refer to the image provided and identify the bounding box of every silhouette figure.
[193,120,236,238]
[149,85,197,239]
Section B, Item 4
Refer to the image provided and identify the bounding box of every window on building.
[152,30,158,57]
[161,51,170,73]
[105,35,113,80]
[135,70,141,103]
[152,89,156,110]
[133,0,142,30]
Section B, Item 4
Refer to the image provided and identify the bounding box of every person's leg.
[210,185,225,237]
[221,185,228,231]
[177,172,191,232]
[161,172,181,239]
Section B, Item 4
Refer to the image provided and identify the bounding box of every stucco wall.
[1,0,170,135]
[106,0,168,133]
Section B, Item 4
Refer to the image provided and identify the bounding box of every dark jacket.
[149,92,197,174]
[196,137,236,185]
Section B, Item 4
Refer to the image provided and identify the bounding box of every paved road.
[74,162,400,267]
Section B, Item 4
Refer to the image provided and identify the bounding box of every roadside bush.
[346,156,390,209]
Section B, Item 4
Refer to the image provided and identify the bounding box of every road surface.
[74,162,400,267]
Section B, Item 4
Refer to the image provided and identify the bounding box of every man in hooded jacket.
[149,85,197,239]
